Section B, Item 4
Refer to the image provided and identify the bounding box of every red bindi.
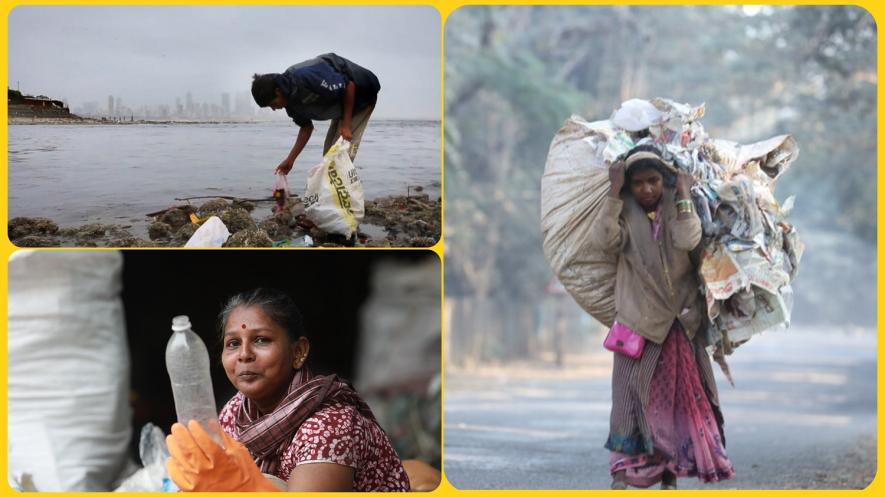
[241,323,247,329]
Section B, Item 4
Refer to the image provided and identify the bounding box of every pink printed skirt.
[607,323,735,487]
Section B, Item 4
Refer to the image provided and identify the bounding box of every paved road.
[444,327,877,489]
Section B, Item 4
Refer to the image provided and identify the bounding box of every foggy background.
[443,5,876,489]
[444,5,876,365]
[8,6,440,120]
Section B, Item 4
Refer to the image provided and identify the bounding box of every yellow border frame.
[3,1,882,496]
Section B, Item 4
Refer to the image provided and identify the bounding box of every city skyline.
[9,6,441,120]
[73,89,280,121]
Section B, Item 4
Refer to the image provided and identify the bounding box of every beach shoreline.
[8,193,440,248]
[9,116,441,126]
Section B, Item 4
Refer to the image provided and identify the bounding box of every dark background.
[120,250,435,454]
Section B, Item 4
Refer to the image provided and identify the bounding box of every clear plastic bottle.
[165,315,223,445]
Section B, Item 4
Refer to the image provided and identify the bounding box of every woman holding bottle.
[165,288,410,492]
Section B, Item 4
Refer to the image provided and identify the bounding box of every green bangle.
[676,199,692,207]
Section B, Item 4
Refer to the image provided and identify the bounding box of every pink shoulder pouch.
[604,321,646,359]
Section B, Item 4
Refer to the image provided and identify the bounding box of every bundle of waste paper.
[541,98,804,370]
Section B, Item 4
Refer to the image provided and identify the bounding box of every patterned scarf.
[234,367,378,475]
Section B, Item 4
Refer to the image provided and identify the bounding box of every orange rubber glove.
[402,459,441,491]
[166,420,280,492]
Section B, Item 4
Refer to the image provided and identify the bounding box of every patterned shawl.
[234,368,377,475]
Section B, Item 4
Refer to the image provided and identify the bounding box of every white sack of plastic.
[8,250,131,491]
[540,116,620,327]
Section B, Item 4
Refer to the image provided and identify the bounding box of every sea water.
[9,120,440,237]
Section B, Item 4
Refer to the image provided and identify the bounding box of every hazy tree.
[445,5,876,365]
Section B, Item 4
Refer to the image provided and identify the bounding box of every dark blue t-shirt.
[274,53,380,127]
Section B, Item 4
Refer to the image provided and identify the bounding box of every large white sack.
[8,250,131,491]
[540,116,619,327]
[356,257,440,393]
[303,137,365,237]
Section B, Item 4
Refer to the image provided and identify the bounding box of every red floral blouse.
[219,394,410,491]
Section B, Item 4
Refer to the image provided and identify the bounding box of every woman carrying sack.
[589,145,735,489]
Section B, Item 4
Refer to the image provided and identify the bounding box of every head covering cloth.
[625,151,676,173]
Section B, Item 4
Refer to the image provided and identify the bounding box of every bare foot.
[611,470,627,490]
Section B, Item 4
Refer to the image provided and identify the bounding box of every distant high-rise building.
[221,93,231,118]
[185,92,194,116]
[235,91,254,119]
[108,95,114,116]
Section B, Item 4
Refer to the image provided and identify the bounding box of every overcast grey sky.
[9,6,440,119]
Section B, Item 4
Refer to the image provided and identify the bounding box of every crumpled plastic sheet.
[113,424,176,492]
[631,98,802,367]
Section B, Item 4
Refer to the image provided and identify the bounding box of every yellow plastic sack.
[303,137,365,237]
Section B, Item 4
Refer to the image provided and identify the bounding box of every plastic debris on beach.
[8,191,440,248]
